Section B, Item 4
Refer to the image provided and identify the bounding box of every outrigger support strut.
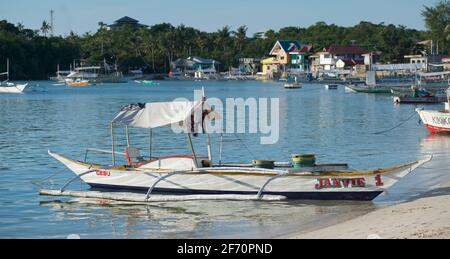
[256,173,289,199]
[59,170,97,193]
[145,171,187,200]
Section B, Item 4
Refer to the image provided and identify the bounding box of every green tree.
[422,0,450,54]
[40,21,51,37]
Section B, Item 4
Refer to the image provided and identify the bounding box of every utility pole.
[50,10,54,36]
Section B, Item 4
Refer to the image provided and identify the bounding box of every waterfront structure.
[107,16,148,30]
[171,57,221,78]
[260,40,312,78]
[238,58,261,75]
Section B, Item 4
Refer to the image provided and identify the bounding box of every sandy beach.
[285,181,450,239]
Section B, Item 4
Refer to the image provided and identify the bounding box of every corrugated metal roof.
[373,63,426,71]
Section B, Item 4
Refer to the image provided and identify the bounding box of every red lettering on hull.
[315,178,366,190]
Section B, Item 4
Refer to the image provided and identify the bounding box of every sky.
[0,0,438,36]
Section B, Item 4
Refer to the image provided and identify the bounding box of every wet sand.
[284,181,450,239]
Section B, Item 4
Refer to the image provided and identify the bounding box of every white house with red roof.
[310,45,367,73]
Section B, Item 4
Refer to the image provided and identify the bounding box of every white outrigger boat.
[417,88,450,133]
[0,59,28,94]
[44,92,431,201]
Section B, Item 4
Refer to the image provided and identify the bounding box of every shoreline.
[283,181,450,239]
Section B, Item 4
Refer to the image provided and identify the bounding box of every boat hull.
[49,151,430,201]
[417,109,450,133]
[0,84,27,93]
[393,96,445,104]
[88,183,383,201]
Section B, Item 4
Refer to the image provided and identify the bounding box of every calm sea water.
[0,80,449,239]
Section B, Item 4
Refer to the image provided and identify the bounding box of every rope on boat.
[31,169,67,188]
[371,110,418,135]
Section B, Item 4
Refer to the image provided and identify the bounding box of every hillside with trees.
[0,1,448,80]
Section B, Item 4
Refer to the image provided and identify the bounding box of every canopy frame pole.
[125,125,130,147]
[219,132,224,166]
[187,133,199,168]
[111,123,116,166]
[149,129,153,160]
[201,87,213,164]
[206,133,213,163]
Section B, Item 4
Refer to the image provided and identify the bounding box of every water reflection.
[39,198,375,239]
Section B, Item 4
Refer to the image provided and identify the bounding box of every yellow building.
[261,57,280,78]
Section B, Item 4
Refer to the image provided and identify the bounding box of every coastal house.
[260,40,312,78]
[310,45,367,75]
[171,56,221,78]
[238,58,261,75]
[107,16,148,30]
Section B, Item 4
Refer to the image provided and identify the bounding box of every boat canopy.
[111,101,220,130]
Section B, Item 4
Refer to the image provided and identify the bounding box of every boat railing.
[84,148,125,163]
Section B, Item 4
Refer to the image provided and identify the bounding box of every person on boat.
[411,86,432,98]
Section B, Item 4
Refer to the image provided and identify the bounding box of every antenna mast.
[50,10,54,36]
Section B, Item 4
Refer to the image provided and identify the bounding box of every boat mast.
[202,87,213,162]
[7,58,9,81]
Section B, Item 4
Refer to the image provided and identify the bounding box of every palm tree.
[40,21,51,37]
[234,25,248,52]
[446,24,450,42]
[216,26,231,51]
[16,22,25,32]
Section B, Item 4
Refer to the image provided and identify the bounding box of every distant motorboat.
[284,77,302,89]
[66,79,90,87]
[325,84,339,90]
[135,80,159,86]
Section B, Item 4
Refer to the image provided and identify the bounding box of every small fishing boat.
[394,86,447,104]
[43,90,431,201]
[325,84,339,90]
[0,59,28,94]
[284,77,302,89]
[393,95,445,104]
[345,84,392,94]
[417,89,450,133]
[66,79,90,87]
[135,80,159,86]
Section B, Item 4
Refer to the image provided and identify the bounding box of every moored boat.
[0,59,28,94]
[44,90,431,201]
[284,77,302,89]
[65,79,90,87]
[417,89,450,133]
[325,84,339,90]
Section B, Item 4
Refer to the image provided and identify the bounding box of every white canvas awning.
[112,101,220,130]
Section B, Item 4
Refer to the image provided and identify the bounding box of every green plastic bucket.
[252,160,276,169]
[292,154,316,168]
